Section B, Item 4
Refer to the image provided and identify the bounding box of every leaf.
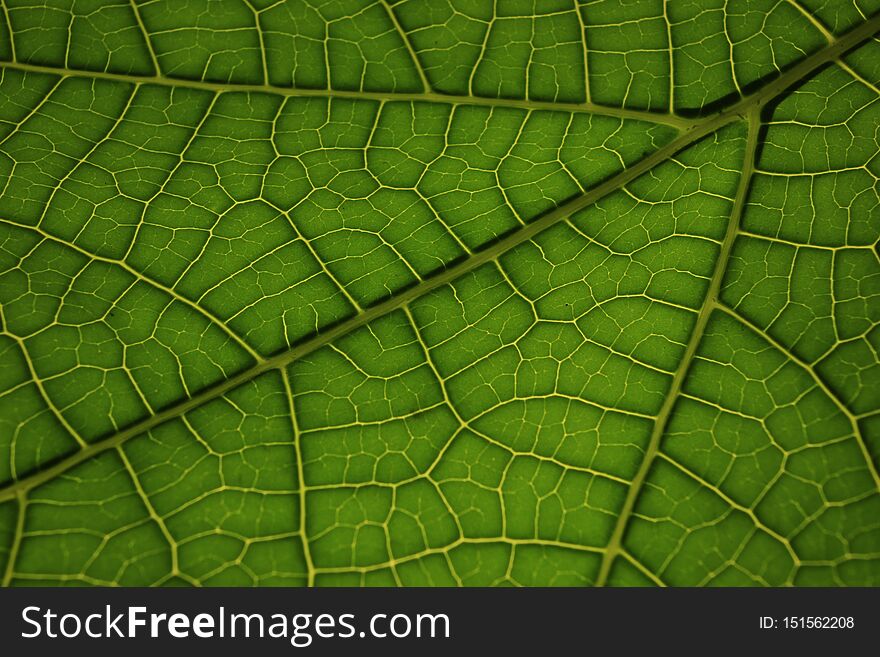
[0,0,877,587]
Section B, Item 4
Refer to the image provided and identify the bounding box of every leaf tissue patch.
[0,0,878,587]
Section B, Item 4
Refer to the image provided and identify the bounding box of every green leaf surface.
[0,0,878,587]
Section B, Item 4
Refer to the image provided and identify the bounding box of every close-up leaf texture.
[0,0,878,587]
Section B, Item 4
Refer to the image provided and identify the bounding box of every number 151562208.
[759,616,855,629]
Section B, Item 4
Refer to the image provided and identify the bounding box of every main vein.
[0,15,877,505]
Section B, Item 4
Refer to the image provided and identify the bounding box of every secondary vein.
[0,59,694,129]
[594,108,762,586]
